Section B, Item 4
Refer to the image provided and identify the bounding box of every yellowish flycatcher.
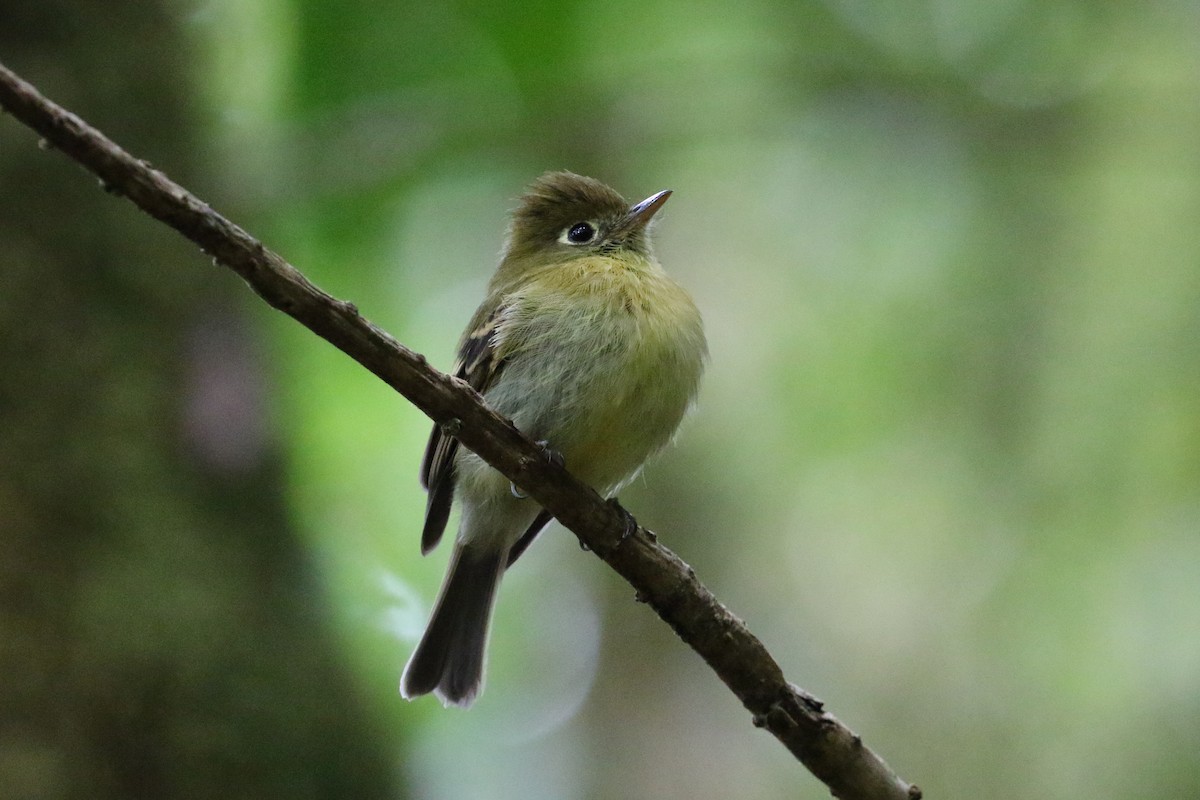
[400,171,706,707]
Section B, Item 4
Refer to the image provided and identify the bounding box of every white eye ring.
[560,221,597,245]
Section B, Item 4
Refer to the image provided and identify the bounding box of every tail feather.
[400,546,505,708]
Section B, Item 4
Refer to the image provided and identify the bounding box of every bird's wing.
[506,510,553,568]
[419,306,509,554]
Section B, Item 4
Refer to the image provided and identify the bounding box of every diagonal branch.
[0,60,921,800]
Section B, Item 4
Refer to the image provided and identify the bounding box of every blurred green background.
[3,0,1200,798]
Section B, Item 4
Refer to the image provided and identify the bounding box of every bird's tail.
[400,545,505,708]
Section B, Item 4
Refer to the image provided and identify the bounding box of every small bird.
[400,171,706,707]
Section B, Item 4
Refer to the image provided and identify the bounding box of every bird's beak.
[616,189,672,235]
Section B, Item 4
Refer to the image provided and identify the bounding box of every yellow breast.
[489,254,706,493]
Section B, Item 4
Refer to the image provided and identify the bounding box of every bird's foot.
[607,497,639,543]
[511,440,565,499]
[536,440,565,468]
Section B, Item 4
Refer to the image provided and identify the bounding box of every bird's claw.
[536,440,565,469]
[513,441,564,499]
[607,498,639,543]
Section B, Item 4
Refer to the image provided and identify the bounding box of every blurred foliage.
[0,2,398,799]
[4,0,1200,798]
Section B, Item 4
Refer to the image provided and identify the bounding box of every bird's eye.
[563,222,596,245]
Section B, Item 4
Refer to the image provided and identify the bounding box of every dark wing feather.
[419,433,456,555]
[505,510,553,568]
[419,307,508,554]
